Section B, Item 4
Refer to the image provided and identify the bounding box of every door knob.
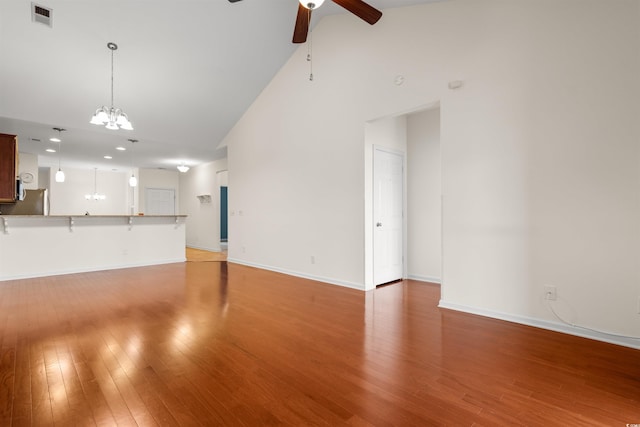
[376,222,382,227]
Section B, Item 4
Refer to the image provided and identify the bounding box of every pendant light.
[90,42,133,130]
[52,127,65,182]
[128,139,138,187]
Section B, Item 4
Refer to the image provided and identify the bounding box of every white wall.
[38,166,50,190]
[49,167,129,215]
[179,158,228,252]
[0,216,186,280]
[17,151,38,190]
[224,0,640,347]
[46,166,182,216]
[407,108,441,283]
[139,168,179,215]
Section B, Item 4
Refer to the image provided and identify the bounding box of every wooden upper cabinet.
[0,133,18,203]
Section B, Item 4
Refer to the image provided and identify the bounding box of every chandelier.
[85,168,106,200]
[90,42,133,130]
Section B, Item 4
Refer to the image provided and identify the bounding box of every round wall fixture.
[20,172,34,183]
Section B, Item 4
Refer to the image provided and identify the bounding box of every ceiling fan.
[228,0,382,44]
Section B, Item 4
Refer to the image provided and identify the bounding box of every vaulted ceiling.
[0,0,441,172]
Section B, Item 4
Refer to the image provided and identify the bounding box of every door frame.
[364,102,442,291]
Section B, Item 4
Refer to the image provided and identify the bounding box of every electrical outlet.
[544,285,557,301]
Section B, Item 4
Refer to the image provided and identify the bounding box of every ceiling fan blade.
[292,3,311,44]
[332,0,382,25]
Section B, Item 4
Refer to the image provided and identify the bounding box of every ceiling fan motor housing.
[300,0,325,9]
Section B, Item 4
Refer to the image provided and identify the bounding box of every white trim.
[438,300,640,350]
[407,274,441,284]
[227,258,365,291]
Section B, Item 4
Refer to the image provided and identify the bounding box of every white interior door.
[373,148,404,285]
[145,188,175,215]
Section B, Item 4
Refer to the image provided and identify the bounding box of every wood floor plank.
[0,260,638,425]
[11,339,31,425]
[0,347,15,424]
[28,339,54,426]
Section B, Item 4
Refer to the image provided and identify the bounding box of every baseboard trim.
[227,258,365,291]
[438,300,640,350]
[407,274,441,284]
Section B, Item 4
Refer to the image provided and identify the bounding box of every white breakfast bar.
[0,215,187,281]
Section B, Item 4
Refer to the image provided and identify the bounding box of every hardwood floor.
[0,260,638,426]
[185,248,227,263]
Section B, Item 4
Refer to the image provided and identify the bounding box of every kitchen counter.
[0,214,187,281]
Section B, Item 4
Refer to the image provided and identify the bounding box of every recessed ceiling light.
[49,137,61,142]
[116,146,126,151]
[46,148,56,153]
[104,155,113,159]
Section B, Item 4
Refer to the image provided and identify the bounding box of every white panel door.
[373,148,404,285]
[145,188,175,215]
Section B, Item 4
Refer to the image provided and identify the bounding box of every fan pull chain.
[307,8,313,81]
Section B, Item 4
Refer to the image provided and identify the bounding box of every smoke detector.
[31,3,52,28]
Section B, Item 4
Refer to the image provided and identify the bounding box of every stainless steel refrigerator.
[0,188,48,215]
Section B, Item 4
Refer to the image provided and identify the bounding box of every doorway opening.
[217,170,229,251]
[220,186,228,246]
[364,104,442,290]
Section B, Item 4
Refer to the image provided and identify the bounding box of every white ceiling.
[0,0,439,172]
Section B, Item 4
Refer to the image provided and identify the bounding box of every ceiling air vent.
[31,3,52,28]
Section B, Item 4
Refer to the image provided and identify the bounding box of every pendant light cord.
[57,128,62,169]
[110,47,115,107]
[307,8,313,81]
